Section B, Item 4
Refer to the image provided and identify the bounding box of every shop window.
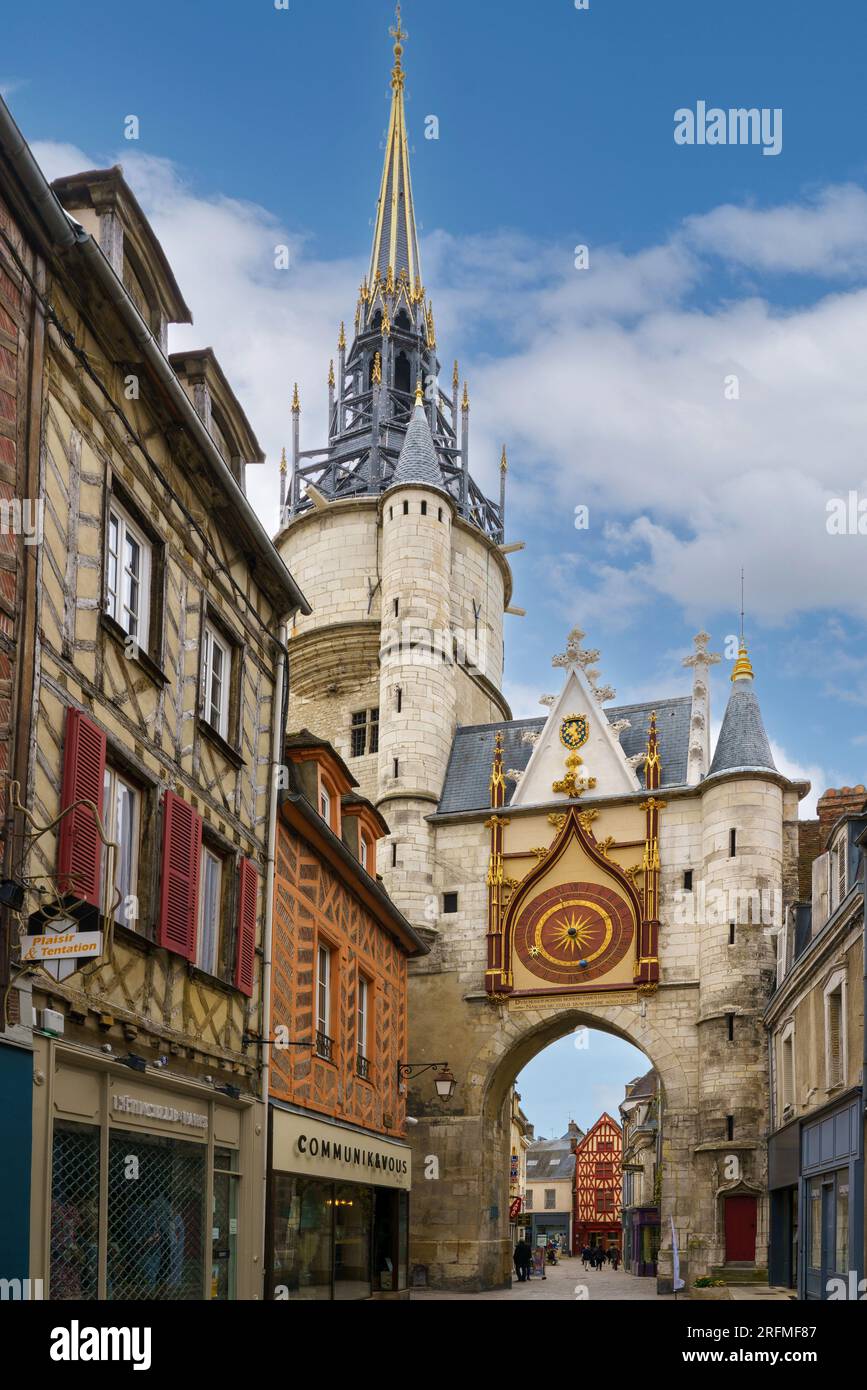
[197,845,224,977]
[212,1149,240,1300]
[102,764,141,928]
[106,1131,205,1299]
[835,1178,849,1275]
[333,1184,373,1301]
[50,1121,100,1300]
[201,620,231,740]
[105,497,152,647]
[316,944,333,1058]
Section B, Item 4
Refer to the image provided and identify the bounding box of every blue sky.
[5,0,867,1127]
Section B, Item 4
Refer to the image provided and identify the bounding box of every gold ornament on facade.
[577,809,599,832]
[597,836,616,859]
[328,360,335,388]
[547,812,567,830]
[372,352,382,386]
[552,749,597,799]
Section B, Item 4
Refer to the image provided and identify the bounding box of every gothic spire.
[369,5,422,292]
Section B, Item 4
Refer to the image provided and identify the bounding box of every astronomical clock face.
[513,881,634,987]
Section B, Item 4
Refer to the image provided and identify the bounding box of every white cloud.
[769,743,824,817]
[28,137,867,647]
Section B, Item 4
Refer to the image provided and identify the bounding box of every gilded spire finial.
[731,569,755,681]
[338,321,346,350]
[501,445,508,473]
[390,4,407,89]
[279,446,287,475]
[328,360,335,388]
[291,383,301,414]
[415,376,424,406]
[372,352,382,386]
[453,360,460,390]
[462,382,470,410]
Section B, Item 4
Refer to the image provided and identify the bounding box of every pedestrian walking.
[513,1238,532,1283]
[612,1248,620,1271]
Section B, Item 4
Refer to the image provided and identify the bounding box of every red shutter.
[57,708,106,907]
[235,858,258,997]
[158,790,201,961]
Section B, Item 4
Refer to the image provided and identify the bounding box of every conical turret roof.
[708,642,776,775]
[388,399,448,493]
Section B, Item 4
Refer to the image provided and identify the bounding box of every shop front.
[29,1037,264,1300]
[768,1117,799,1291]
[801,1091,863,1300]
[267,1104,412,1301]
[622,1206,660,1276]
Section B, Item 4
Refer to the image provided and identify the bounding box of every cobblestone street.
[413,1257,674,1301]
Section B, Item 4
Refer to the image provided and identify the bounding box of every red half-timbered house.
[572,1112,623,1254]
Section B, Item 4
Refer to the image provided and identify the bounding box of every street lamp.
[398,1061,457,1101]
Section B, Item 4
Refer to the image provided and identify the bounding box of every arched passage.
[405,988,701,1294]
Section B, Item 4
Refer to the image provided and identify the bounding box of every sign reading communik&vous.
[272,1109,412,1191]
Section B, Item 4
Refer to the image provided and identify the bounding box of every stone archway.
[406,989,700,1294]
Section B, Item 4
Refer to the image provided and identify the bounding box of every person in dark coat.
[611,1248,621,1271]
[513,1239,532,1282]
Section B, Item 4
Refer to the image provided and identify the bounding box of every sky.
[5,0,867,1129]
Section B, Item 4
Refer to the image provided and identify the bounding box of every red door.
[724,1196,757,1262]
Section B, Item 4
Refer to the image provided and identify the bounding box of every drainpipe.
[260,623,289,1297]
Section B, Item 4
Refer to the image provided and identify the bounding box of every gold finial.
[338,321,346,350]
[279,446,287,475]
[372,352,382,386]
[426,303,436,349]
[382,303,391,336]
[462,382,470,410]
[731,643,755,683]
[415,377,424,406]
[390,4,407,88]
[386,264,395,295]
[500,445,508,473]
[453,360,460,390]
[328,360,335,388]
[291,383,301,414]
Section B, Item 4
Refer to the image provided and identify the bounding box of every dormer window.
[360,834,369,872]
[320,784,331,825]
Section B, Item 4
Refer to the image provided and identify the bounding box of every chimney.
[816,786,867,850]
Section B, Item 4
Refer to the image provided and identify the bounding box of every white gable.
[510,664,640,807]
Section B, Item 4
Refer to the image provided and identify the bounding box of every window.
[438,508,443,522]
[402,500,409,516]
[393,757,399,779]
[350,709,379,758]
[544,1189,556,1210]
[393,597,400,617]
[396,686,402,713]
[106,500,151,646]
[824,973,846,1089]
[729,828,737,857]
[202,621,230,739]
[102,766,139,927]
[726,1013,735,1042]
[726,1115,734,1140]
[319,783,332,825]
[596,1162,614,1179]
[442,892,459,915]
[596,1191,615,1214]
[360,834,369,872]
[420,501,427,516]
[197,847,223,976]
[524,1190,533,1211]
[780,1024,795,1114]
[391,842,397,868]
[729,922,736,945]
[683,870,693,891]
[831,834,848,910]
[316,944,332,1057]
[357,975,369,1077]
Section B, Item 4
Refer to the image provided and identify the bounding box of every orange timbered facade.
[572,1113,623,1254]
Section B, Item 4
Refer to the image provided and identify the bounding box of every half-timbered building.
[0,96,308,1300]
[573,1113,623,1255]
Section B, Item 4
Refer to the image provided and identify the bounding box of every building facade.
[275,18,807,1294]
[0,99,308,1300]
[267,733,426,1300]
[620,1069,661,1276]
[573,1113,623,1255]
[524,1126,579,1251]
[508,1086,533,1245]
[766,787,865,1300]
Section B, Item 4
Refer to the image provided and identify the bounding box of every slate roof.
[708,680,776,777]
[387,402,447,493]
[525,1136,577,1181]
[436,697,692,815]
